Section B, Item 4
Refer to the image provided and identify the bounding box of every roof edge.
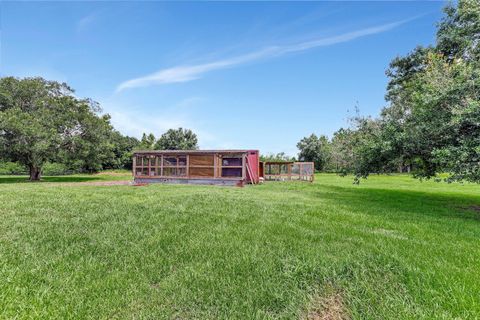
[133,149,259,154]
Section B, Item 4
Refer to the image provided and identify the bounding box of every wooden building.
[261,161,314,182]
[133,150,260,186]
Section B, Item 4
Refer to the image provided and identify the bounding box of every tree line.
[296,1,480,183]
[0,78,198,181]
[1,1,478,183]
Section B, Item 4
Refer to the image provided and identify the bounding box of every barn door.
[245,151,259,184]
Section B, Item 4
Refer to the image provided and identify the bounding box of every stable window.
[222,157,242,167]
[160,155,187,177]
[178,156,187,166]
[221,168,242,177]
[163,168,177,176]
[163,157,177,166]
[220,154,243,178]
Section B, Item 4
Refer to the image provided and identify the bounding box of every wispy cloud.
[116,19,412,92]
[116,48,277,92]
[109,110,222,149]
[76,12,99,34]
[100,97,224,148]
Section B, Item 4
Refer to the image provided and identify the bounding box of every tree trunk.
[29,165,42,181]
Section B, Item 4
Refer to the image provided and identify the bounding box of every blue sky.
[1,1,446,155]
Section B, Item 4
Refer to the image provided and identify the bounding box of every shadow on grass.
[315,184,480,223]
[0,176,100,184]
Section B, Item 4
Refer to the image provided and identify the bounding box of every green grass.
[0,170,132,183]
[0,173,479,319]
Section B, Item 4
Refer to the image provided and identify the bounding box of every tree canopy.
[139,133,156,150]
[296,134,330,171]
[154,128,198,150]
[366,1,480,182]
[308,1,480,183]
[0,77,200,181]
[260,152,296,162]
[0,77,117,180]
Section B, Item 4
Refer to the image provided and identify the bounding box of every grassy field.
[1,173,479,319]
[0,170,132,184]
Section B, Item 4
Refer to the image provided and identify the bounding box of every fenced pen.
[261,161,314,182]
[133,150,260,186]
[133,150,314,186]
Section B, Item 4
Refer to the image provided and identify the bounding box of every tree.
[138,133,156,150]
[328,128,356,173]
[296,134,330,171]
[260,152,296,162]
[102,131,140,170]
[154,128,198,150]
[436,0,480,63]
[347,0,480,183]
[0,77,115,180]
[60,112,118,173]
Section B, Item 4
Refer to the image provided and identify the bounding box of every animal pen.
[133,150,260,186]
[133,150,314,186]
[261,161,315,182]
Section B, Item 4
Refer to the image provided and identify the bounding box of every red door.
[245,150,260,184]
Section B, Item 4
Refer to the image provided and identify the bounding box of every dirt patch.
[52,180,132,187]
[132,183,148,187]
[458,205,480,219]
[303,287,348,320]
[464,205,480,212]
[94,171,131,176]
[150,283,161,289]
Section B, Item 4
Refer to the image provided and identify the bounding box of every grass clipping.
[302,285,348,320]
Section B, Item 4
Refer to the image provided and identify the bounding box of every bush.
[0,162,27,175]
[42,162,70,176]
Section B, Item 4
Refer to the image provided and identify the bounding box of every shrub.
[42,162,70,176]
[0,162,27,175]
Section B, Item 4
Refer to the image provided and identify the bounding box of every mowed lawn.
[1,173,479,319]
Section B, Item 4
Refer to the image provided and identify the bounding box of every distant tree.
[59,113,119,173]
[154,128,198,150]
[138,133,156,150]
[260,152,296,162]
[296,134,330,171]
[0,77,115,180]
[102,131,140,169]
[328,128,356,173]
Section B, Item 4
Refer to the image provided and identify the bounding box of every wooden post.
[132,155,136,177]
[242,153,246,181]
[160,155,164,177]
[214,153,218,178]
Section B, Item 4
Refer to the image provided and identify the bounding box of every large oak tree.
[0,77,114,180]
